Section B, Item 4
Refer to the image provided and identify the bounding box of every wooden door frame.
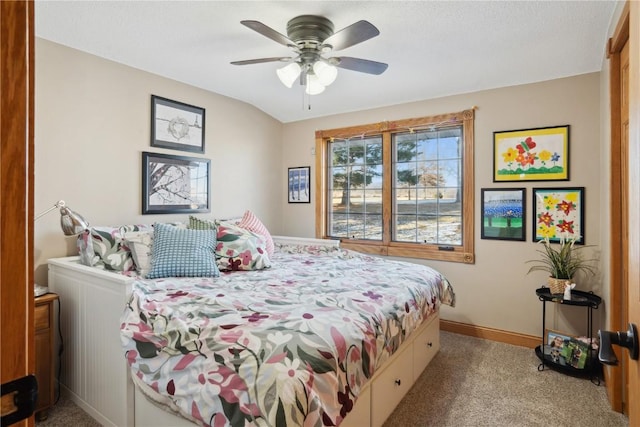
[607,1,630,414]
[627,2,640,423]
[0,1,35,426]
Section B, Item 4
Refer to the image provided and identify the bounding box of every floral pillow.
[77,224,153,272]
[215,223,271,271]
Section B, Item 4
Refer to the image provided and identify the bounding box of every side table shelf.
[535,287,602,385]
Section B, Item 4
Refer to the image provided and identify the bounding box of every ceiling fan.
[231,15,388,95]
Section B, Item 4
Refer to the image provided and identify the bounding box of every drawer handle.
[394,379,401,386]
[427,342,433,347]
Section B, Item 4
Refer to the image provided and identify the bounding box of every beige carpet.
[384,332,628,427]
[36,331,628,427]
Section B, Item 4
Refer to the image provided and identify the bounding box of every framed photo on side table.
[544,329,589,369]
[151,95,205,153]
[480,188,526,241]
[493,125,569,182]
[142,152,210,214]
[288,166,310,203]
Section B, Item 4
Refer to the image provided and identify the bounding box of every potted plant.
[527,236,596,294]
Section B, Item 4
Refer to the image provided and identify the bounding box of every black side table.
[535,287,602,385]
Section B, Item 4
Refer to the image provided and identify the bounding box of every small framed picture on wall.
[151,95,205,154]
[480,188,526,241]
[288,166,310,203]
[532,187,585,243]
[142,152,210,214]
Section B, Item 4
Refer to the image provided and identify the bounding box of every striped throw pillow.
[236,210,274,257]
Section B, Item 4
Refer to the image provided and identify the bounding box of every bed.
[49,232,454,427]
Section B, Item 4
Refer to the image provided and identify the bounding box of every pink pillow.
[236,210,274,257]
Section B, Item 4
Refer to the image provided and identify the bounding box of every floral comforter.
[120,244,455,427]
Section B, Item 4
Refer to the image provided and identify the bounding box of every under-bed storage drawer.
[370,345,413,426]
[413,315,440,380]
[341,384,371,427]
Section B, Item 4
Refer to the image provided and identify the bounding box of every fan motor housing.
[286,15,334,46]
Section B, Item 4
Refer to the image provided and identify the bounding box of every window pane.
[348,213,365,239]
[327,136,383,241]
[366,140,383,165]
[331,142,349,166]
[416,215,437,244]
[395,214,417,242]
[364,214,383,240]
[438,215,462,245]
[392,127,463,246]
[417,132,438,161]
[350,140,366,165]
[329,213,348,238]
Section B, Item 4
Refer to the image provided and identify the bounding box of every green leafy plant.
[527,236,596,279]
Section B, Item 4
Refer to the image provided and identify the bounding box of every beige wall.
[34,39,283,285]
[281,73,603,337]
[35,38,608,339]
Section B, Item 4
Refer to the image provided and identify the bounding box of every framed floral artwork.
[532,187,584,244]
[493,125,569,182]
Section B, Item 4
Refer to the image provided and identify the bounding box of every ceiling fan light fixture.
[276,62,302,88]
[305,73,326,95]
[313,61,338,86]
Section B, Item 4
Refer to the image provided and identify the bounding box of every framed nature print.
[532,187,584,243]
[480,188,525,241]
[142,152,210,214]
[151,95,205,153]
[288,166,310,203]
[493,125,569,182]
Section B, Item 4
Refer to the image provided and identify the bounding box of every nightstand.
[34,292,58,420]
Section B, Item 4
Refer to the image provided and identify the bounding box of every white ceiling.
[35,1,619,123]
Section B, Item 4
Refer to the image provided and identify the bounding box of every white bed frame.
[48,236,441,427]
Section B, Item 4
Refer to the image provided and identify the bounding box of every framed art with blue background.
[481,188,526,241]
[288,166,310,203]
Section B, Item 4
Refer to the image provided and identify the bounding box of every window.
[315,109,475,263]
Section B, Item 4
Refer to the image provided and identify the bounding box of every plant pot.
[548,277,572,294]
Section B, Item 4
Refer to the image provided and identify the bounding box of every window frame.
[314,109,475,263]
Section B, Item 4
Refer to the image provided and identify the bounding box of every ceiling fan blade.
[240,20,297,48]
[322,20,380,51]
[333,57,388,75]
[231,57,292,66]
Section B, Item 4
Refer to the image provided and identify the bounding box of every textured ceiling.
[35,1,619,123]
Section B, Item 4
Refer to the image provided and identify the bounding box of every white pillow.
[123,231,154,277]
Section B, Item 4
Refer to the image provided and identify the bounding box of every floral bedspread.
[120,244,455,427]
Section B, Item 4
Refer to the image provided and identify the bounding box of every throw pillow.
[122,231,154,277]
[215,223,271,271]
[236,210,274,257]
[188,215,216,230]
[147,223,220,279]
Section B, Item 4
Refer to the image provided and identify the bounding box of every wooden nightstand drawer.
[35,303,50,330]
[34,292,58,419]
